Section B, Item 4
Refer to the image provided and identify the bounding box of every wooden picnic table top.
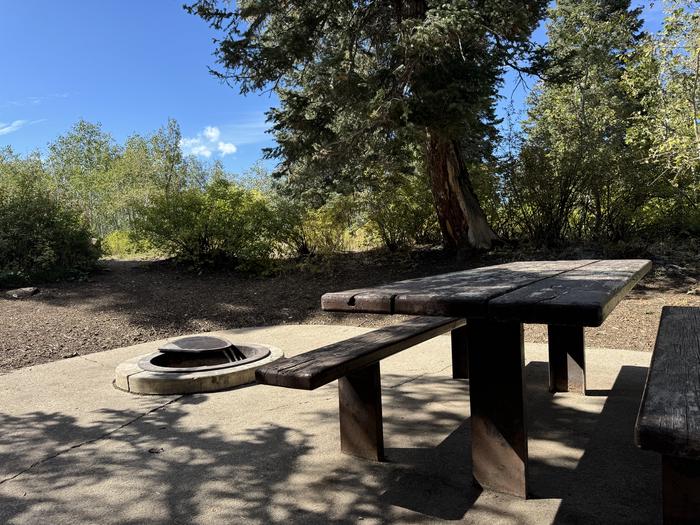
[321,259,652,326]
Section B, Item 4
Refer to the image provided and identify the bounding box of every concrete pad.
[0,325,661,524]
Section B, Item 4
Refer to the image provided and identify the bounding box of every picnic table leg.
[663,455,700,524]
[468,319,528,498]
[338,362,384,461]
[451,324,469,379]
[547,325,586,394]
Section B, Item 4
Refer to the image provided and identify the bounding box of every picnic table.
[321,259,652,498]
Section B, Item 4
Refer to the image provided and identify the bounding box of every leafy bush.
[133,177,273,269]
[270,194,362,256]
[269,196,315,257]
[363,173,441,251]
[304,195,360,254]
[0,155,100,287]
[102,230,158,258]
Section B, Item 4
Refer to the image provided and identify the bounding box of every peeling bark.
[426,134,498,251]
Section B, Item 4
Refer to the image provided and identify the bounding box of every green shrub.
[133,177,273,269]
[362,173,440,251]
[634,196,700,240]
[102,230,158,258]
[270,194,363,256]
[0,160,100,287]
[304,195,359,254]
[269,197,315,257]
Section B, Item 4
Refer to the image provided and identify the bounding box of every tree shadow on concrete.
[298,362,659,523]
[0,372,483,523]
[522,362,659,524]
[0,395,317,524]
[0,361,659,524]
[546,365,660,524]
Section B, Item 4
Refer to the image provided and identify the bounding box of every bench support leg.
[451,324,469,379]
[338,362,384,461]
[548,325,586,394]
[663,455,700,524]
[468,319,528,498]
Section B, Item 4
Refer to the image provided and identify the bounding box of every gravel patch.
[2,252,698,373]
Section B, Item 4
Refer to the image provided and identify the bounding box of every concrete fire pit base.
[114,343,283,395]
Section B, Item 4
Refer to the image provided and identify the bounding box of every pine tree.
[186,0,547,250]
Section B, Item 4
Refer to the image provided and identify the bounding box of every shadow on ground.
[0,361,660,524]
[26,255,477,331]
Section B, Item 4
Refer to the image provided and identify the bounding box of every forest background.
[1,0,698,286]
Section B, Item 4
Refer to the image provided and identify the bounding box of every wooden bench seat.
[635,306,700,524]
[255,316,467,460]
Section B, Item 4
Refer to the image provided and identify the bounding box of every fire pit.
[114,335,283,395]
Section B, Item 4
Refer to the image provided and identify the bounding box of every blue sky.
[0,1,275,172]
[0,1,664,174]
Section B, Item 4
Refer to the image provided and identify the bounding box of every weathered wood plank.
[255,316,465,390]
[468,318,528,498]
[451,324,469,379]
[393,261,598,317]
[548,325,586,394]
[339,362,384,461]
[663,455,700,524]
[321,260,596,316]
[636,306,700,459]
[488,259,652,326]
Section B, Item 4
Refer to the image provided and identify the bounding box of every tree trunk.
[426,134,498,251]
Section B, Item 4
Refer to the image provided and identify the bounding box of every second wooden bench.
[635,306,700,524]
[255,316,467,461]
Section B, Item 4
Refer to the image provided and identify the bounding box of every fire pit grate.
[138,336,271,373]
[158,335,234,354]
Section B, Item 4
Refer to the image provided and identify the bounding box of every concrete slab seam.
[78,355,111,368]
[388,363,453,389]
[0,395,184,486]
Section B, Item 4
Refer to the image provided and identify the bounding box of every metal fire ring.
[158,335,234,354]
[137,342,272,373]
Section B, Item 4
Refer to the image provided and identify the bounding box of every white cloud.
[203,126,220,142]
[217,141,237,156]
[179,137,212,158]
[181,125,237,158]
[180,137,199,148]
[0,119,28,136]
[190,144,212,158]
[3,93,69,108]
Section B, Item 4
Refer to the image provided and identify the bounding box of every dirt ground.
[2,249,699,373]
